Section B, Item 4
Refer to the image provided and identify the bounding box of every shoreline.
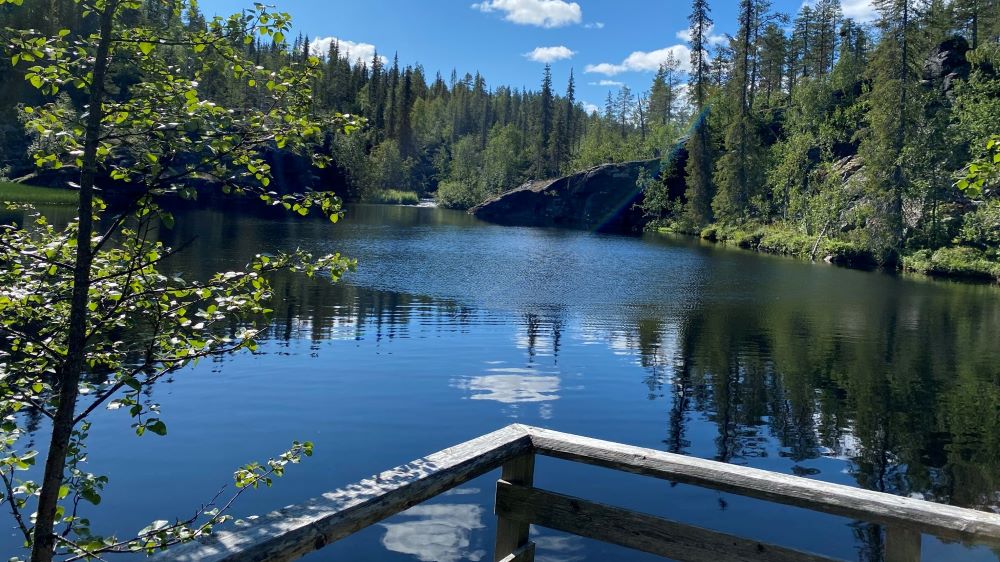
[655,224,1000,286]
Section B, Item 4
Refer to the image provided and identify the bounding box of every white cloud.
[472,0,582,28]
[524,45,576,63]
[588,79,623,86]
[581,101,600,114]
[800,0,876,22]
[584,44,692,76]
[840,0,877,22]
[309,36,385,64]
[584,21,605,29]
[675,25,728,47]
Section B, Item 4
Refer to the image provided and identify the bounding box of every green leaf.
[81,489,102,505]
[139,42,155,55]
[147,420,167,436]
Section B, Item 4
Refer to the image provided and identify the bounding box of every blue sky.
[198,0,877,113]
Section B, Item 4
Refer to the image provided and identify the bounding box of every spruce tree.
[861,0,922,259]
[685,0,716,226]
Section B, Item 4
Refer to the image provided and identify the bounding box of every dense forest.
[0,1,682,209]
[1,0,998,279]
[646,0,1000,279]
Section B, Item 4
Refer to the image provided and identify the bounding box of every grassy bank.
[365,189,420,205]
[902,247,1000,281]
[658,222,1000,283]
[0,181,78,205]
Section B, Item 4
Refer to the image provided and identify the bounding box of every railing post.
[494,453,536,562]
[885,526,921,562]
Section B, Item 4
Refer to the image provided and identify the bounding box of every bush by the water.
[0,181,78,204]
[903,247,1000,281]
[436,180,487,210]
[366,189,420,205]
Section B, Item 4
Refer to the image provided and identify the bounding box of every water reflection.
[380,503,487,562]
[9,203,999,560]
[176,203,1000,515]
[455,370,561,404]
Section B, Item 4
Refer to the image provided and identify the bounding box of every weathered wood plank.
[494,454,535,562]
[523,426,1000,546]
[496,481,843,562]
[154,425,532,562]
[497,541,536,562]
[885,526,922,562]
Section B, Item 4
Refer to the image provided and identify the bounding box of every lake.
[3,203,1000,561]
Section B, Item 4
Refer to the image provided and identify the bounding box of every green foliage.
[904,246,1000,280]
[0,1,358,560]
[366,189,420,205]
[436,179,485,210]
[957,136,1000,200]
[0,181,77,205]
[958,201,1000,247]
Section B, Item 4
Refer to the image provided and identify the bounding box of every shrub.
[366,189,420,205]
[957,201,1000,248]
[435,180,485,210]
[903,247,1000,281]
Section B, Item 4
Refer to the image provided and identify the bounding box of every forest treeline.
[1,0,998,278]
[647,0,1000,279]
[0,0,683,210]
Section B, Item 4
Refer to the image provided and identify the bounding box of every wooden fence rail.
[155,424,1000,562]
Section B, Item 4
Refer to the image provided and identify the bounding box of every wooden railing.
[156,424,1000,562]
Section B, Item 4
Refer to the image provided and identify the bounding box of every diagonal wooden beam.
[155,425,532,562]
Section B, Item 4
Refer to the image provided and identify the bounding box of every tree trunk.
[30,5,114,561]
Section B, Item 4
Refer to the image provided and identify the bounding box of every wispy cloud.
[588,79,623,86]
[584,45,691,76]
[525,45,576,63]
[472,0,582,28]
[584,21,605,29]
[580,101,600,114]
[310,36,385,64]
[675,25,728,47]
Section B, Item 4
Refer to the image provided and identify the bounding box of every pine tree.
[368,51,385,131]
[758,22,787,107]
[616,85,634,139]
[685,0,716,226]
[535,64,555,177]
[649,54,681,125]
[713,0,767,221]
[861,0,922,259]
[688,0,714,109]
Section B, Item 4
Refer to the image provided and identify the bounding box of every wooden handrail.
[155,425,532,562]
[523,425,1000,545]
[153,424,1000,562]
[495,480,840,562]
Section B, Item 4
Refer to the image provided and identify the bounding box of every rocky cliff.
[471,148,686,234]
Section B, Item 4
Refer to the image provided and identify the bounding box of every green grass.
[903,247,1000,281]
[0,181,78,205]
[366,189,420,205]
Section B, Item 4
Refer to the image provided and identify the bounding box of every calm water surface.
[4,204,1000,561]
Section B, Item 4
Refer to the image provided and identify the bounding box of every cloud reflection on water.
[380,502,487,562]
